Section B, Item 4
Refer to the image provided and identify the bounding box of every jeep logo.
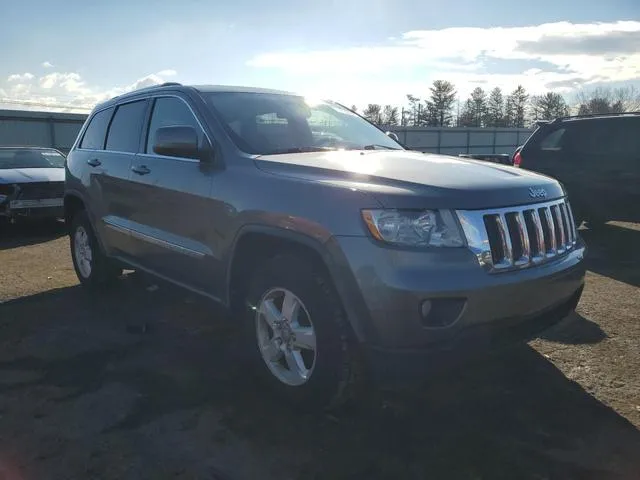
[529,187,547,199]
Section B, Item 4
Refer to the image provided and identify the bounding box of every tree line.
[356,82,640,128]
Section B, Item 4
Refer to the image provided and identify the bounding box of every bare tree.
[425,80,457,126]
[382,105,399,126]
[531,92,569,121]
[575,86,640,114]
[350,105,358,113]
[363,104,383,125]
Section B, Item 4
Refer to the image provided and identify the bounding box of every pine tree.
[424,80,456,126]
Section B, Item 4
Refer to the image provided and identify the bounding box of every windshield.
[205,92,402,155]
[0,148,66,169]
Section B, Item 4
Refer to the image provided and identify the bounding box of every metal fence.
[0,109,534,157]
[388,126,534,156]
[0,110,87,154]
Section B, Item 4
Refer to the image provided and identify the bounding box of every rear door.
[74,105,131,256]
[125,95,219,294]
[588,117,640,222]
[98,99,150,257]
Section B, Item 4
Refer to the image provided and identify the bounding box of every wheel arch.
[226,225,372,343]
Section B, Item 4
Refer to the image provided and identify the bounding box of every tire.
[70,210,121,288]
[243,253,360,410]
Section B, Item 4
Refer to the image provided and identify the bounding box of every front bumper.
[331,235,586,380]
[0,199,64,219]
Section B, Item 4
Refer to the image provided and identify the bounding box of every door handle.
[87,158,101,167]
[131,165,151,175]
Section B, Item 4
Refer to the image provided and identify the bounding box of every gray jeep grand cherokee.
[65,83,586,407]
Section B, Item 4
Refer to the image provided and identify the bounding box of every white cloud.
[8,73,34,82]
[1,69,179,112]
[247,20,640,106]
[42,61,54,68]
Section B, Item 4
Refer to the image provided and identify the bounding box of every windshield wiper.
[362,144,399,150]
[265,146,339,155]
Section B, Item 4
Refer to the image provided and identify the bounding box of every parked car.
[0,147,66,222]
[513,112,640,226]
[65,83,586,408]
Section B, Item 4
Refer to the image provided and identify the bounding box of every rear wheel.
[70,210,121,287]
[243,254,360,410]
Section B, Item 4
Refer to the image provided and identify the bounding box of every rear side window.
[80,107,113,150]
[539,128,566,151]
[146,97,203,155]
[106,100,148,153]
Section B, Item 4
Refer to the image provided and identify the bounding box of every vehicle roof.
[93,83,300,112]
[553,111,640,124]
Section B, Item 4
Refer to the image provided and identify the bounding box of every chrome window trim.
[76,93,214,165]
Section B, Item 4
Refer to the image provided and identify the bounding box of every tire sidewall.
[244,256,353,408]
[70,211,103,286]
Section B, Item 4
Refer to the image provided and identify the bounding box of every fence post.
[466,130,470,154]
[492,129,497,154]
[48,116,56,149]
[437,129,442,154]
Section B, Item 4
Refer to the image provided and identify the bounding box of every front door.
[125,95,220,295]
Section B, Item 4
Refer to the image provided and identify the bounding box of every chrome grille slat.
[495,214,513,267]
[529,209,546,261]
[563,203,576,244]
[457,198,578,273]
[552,205,566,253]
[543,207,557,256]
[514,212,530,265]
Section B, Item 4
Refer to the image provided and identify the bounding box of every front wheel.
[244,254,360,409]
[70,210,121,287]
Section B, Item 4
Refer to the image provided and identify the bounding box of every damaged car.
[0,147,66,222]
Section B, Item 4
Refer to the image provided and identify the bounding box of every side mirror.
[385,131,400,143]
[153,126,200,160]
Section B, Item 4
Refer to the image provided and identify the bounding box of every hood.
[254,150,565,210]
[0,168,65,184]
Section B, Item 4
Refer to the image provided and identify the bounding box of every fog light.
[420,300,432,318]
[419,298,466,328]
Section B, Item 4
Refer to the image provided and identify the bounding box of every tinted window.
[80,108,113,150]
[106,100,148,153]
[146,97,203,155]
[569,120,615,156]
[608,119,640,156]
[539,128,566,151]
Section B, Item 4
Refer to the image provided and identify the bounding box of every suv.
[65,83,586,407]
[514,112,640,226]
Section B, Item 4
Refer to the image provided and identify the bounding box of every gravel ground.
[0,220,639,480]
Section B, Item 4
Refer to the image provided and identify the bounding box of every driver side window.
[146,97,203,156]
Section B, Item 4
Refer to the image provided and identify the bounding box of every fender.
[63,188,109,255]
[225,224,375,344]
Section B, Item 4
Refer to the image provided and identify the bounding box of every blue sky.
[1,0,639,111]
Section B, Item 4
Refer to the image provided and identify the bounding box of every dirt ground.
[0,220,639,480]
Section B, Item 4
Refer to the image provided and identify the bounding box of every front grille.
[457,199,578,272]
[15,182,64,200]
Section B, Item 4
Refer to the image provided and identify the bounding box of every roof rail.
[109,82,183,102]
[553,110,640,122]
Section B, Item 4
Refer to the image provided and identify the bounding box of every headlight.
[361,209,465,247]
